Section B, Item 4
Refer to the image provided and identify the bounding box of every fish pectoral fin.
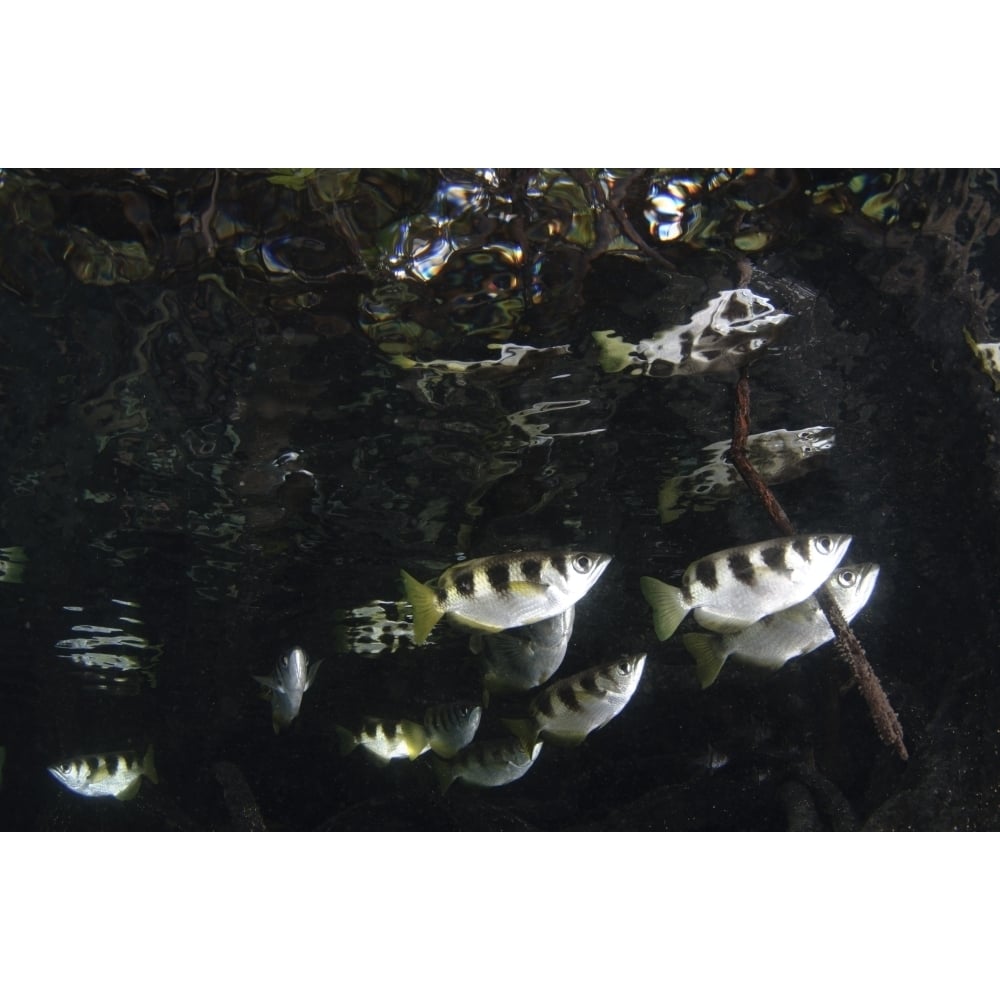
[304,659,322,690]
[115,777,143,801]
[639,576,688,641]
[682,633,727,689]
[401,570,443,645]
[501,716,540,754]
[254,674,280,692]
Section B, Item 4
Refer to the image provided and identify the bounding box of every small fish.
[423,701,483,758]
[471,606,575,696]
[335,717,429,765]
[683,562,880,688]
[47,746,158,801]
[658,427,835,523]
[502,653,646,750]
[593,288,790,377]
[0,545,27,584]
[641,534,852,641]
[401,548,611,645]
[254,646,321,734]
[433,736,542,794]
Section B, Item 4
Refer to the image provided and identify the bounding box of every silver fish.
[401,548,611,645]
[47,746,158,801]
[593,288,790,377]
[433,736,542,794]
[335,717,429,765]
[471,606,575,695]
[658,427,835,523]
[683,563,880,688]
[423,701,483,758]
[254,646,321,734]
[641,534,852,640]
[502,653,646,750]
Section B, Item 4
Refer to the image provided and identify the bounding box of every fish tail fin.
[401,570,443,646]
[640,576,688,641]
[501,716,540,754]
[335,725,358,757]
[682,633,727,689]
[142,745,158,785]
[400,720,429,760]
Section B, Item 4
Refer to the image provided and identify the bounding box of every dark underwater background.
[1,167,998,831]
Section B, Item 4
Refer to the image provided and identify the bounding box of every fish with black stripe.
[502,653,646,750]
[683,562,880,688]
[48,746,158,800]
[471,606,575,696]
[640,534,852,641]
[432,735,542,794]
[401,548,611,645]
[422,701,483,758]
[335,717,429,765]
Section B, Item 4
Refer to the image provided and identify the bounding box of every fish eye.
[815,536,833,553]
[838,570,856,586]
[572,554,593,573]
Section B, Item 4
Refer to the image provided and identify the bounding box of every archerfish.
[683,562,880,688]
[401,548,611,646]
[640,533,852,641]
[502,653,646,750]
[254,646,321,734]
[432,736,542,794]
[47,746,158,800]
[423,701,483,759]
[471,606,575,696]
[335,717,429,765]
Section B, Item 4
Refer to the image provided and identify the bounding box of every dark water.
[1,168,998,831]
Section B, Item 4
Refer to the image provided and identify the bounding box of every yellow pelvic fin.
[639,576,688,642]
[401,569,443,645]
[335,725,358,757]
[400,720,430,760]
[682,632,728,689]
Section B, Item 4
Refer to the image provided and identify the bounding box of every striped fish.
[502,653,646,750]
[47,746,158,800]
[254,646,321,734]
[401,548,611,645]
[471,606,575,696]
[640,534,852,641]
[423,701,483,758]
[433,736,542,794]
[335,717,429,765]
[683,562,880,688]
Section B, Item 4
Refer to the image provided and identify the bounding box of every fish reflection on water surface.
[658,426,835,523]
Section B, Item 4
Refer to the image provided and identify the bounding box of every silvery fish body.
[593,288,790,378]
[472,606,575,695]
[502,653,646,749]
[683,563,880,688]
[254,646,321,733]
[433,736,542,794]
[47,746,157,800]
[336,717,429,765]
[423,701,483,758]
[640,534,852,641]
[401,548,611,645]
[658,427,835,524]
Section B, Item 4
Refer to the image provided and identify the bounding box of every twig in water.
[729,368,909,761]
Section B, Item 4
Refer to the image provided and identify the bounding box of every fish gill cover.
[0,168,999,830]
